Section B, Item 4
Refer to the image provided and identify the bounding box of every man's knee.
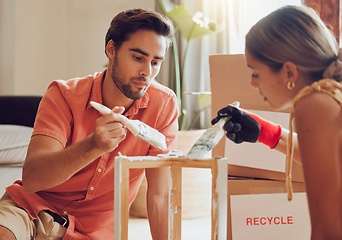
[0,225,16,240]
[0,192,33,239]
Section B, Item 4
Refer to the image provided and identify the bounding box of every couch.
[0,96,42,196]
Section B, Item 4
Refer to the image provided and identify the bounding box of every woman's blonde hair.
[246,5,341,82]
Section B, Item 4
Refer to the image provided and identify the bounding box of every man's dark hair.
[105,8,174,52]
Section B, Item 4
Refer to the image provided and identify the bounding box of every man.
[0,8,178,240]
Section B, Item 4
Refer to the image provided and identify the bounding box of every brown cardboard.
[209,54,304,182]
[227,177,307,240]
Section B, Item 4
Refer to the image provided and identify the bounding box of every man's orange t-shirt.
[6,70,178,239]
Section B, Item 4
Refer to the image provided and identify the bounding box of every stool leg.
[211,158,228,240]
[211,159,219,240]
[169,166,182,240]
[217,158,228,239]
[114,157,130,240]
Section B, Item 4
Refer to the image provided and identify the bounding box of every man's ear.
[105,40,115,59]
[283,61,298,83]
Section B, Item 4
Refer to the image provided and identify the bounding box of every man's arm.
[22,107,127,193]
[145,167,169,240]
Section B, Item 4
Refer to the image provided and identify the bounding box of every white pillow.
[0,125,33,165]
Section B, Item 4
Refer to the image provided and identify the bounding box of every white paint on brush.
[186,101,239,159]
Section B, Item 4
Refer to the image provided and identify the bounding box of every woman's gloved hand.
[211,105,282,149]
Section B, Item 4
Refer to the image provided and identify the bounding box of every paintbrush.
[90,101,167,151]
[186,101,240,159]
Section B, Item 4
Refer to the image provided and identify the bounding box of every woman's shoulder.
[295,90,339,113]
[295,79,342,111]
[294,86,342,133]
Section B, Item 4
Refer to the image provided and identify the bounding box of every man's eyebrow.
[129,48,164,60]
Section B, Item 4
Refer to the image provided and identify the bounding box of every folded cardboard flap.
[209,54,304,182]
[228,163,304,182]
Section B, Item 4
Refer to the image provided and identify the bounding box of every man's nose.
[140,63,152,78]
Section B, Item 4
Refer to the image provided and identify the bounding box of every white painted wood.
[114,156,122,240]
[217,158,228,239]
[114,154,228,240]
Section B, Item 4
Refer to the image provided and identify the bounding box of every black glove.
[211,105,260,144]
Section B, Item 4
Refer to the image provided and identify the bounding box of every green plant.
[157,0,222,130]
[183,91,211,129]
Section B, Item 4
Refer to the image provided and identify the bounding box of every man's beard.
[111,55,147,100]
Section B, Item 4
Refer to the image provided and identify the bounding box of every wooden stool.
[114,151,228,239]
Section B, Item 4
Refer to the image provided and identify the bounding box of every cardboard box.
[227,177,309,240]
[209,54,304,182]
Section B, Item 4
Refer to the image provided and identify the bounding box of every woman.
[212,5,342,240]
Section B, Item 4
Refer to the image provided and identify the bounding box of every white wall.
[0,0,155,96]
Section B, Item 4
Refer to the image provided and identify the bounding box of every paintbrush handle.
[90,101,113,114]
[217,101,240,127]
[90,101,149,136]
[232,101,240,108]
[90,101,167,151]
[90,101,133,129]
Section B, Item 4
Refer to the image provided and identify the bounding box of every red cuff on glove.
[247,111,282,149]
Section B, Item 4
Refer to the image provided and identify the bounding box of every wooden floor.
[128,216,211,240]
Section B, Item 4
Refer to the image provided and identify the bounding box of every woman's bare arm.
[273,128,301,163]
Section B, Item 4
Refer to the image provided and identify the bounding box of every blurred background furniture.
[0,96,42,196]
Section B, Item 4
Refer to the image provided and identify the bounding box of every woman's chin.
[270,102,291,112]
[263,97,292,111]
